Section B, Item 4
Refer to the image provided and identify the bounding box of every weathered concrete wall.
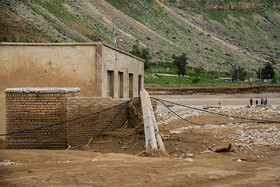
[5,88,80,149]
[0,42,144,138]
[0,43,97,137]
[97,44,144,98]
[0,44,97,96]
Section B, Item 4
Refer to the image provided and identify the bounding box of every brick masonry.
[5,89,156,149]
[6,90,79,149]
[66,97,129,147]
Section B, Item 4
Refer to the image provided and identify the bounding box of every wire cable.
[71,100,129,150]
[151,97,280,124]
[0,100,129,137]
[156,98,204,126]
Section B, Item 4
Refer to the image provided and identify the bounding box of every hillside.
[0,0,280,72]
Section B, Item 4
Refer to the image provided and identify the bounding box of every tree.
[257,62,275,80]
[172,53,188,76]
[231,65,247,81]
[130,44,152,70]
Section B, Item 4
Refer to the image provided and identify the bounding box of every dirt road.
[0,149,279,186]
[1,93,280,186]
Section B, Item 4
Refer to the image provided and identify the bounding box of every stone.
[185,158,193,162]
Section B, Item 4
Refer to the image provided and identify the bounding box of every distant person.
[250,98,253,106]
[218,100,221,106]
[261,98,264,105]
[256,99,258,105]
[264,98,268,105]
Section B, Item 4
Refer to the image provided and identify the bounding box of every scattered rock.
[0,160,15,167]
[184,158,193,162]
[137,149,169,157]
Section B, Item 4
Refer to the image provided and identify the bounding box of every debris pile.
[232,127,280,149]
[156,105,280,151]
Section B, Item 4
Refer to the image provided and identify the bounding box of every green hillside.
[0,0,279,73]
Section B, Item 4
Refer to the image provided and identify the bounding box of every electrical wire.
[156,98,204,126]
[151,97,280,124]
[0,100,129,137]
[71,100,129,150]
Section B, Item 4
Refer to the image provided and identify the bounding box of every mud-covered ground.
[0,93,280,186]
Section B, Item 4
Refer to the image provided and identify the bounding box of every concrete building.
[0,42,144,137]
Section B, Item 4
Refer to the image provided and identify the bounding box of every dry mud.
[0,93,280,186]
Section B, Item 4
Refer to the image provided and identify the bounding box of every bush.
[271,76,278,84]
[192,77,200,84]
[194,67,204,74]
[0,36,9,42]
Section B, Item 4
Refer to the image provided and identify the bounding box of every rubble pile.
[156,105,280,150]
[232,127,280,149]
[156,106,204,125]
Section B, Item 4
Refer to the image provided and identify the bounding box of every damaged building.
[0,42,145,149]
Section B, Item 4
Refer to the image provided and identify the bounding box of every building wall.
[0,43,97,137]
[97,45,144,98]
[0,43,144,138]
[5,91,79,149]
[66,97,129,147]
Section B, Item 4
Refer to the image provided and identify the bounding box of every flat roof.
[0,42,145,62]
[5,87,80,93]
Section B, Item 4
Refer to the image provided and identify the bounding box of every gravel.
[155,105,280,150]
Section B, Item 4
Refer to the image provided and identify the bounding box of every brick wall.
[6,91,78,149]
[66,97,129,147]
[5,90,154,149]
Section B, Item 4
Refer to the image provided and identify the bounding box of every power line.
[0,100,129,137]
[71,100,128,150]
[151,97,280,124]
[156,98,204,126]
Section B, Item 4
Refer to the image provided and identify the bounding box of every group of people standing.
[250,98,268,106]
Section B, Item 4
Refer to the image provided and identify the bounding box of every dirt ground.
[0,93,280,186]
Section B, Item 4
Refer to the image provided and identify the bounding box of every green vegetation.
[130,44,152,70]
[172,53,188,76]
[144,60,279,85]
[231,66,248,81]
[257,62,276,79]
[1,0,280,74]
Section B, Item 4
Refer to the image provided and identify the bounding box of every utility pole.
[260,67,262,82]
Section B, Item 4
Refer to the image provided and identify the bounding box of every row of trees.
[231,62,276,81]
[129,44,277,82]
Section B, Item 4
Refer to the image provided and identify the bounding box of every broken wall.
[66,97,129,147]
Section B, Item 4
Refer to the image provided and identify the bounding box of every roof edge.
[0,42,145,62]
